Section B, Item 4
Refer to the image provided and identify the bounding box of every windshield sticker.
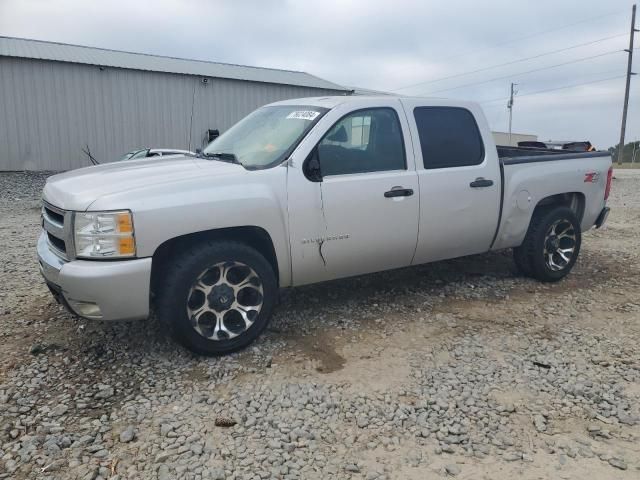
[286,110,321,121]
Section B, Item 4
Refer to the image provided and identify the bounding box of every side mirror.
[207,129,220,142]
[303,147,322,182]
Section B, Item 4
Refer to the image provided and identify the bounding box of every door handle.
[384,187,414,198]
[469,178,494,188]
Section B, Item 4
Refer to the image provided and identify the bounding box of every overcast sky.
[1,0,637,148]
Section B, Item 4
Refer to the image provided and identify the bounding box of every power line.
[520,75,625,97]
[420,50,623,95]
[521,74,626,98]
[392,32,627,91]
[425,9,627,65]
[479,74,626,104]
[480,73,624,103]
[527,89,640,101]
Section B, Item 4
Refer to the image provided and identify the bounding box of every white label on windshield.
[286,110,320,121]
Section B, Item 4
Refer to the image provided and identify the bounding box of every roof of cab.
[266,96,353,109]
[265,95,481,110]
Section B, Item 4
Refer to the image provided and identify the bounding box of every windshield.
[118,149,147,161]
[203,105,328,169]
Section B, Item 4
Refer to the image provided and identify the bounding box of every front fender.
[89,167,292,286]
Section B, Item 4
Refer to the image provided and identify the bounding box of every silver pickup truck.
[38,96,612,355]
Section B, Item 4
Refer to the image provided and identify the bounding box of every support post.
[618,4,637,165]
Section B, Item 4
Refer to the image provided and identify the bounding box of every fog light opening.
[65,298,103,319]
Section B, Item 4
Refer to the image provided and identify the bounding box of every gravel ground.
[0,170,639,480]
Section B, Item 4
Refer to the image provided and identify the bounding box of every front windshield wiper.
[200,151,240,164]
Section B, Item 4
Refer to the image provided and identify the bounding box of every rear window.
[413,107,484,169]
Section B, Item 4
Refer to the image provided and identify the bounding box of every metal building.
[0,37,350,171]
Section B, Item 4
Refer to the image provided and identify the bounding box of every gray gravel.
[1,170,639,479]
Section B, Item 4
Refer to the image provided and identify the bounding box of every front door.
[287,100,419,285]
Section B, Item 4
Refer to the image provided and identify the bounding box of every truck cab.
[285,96,502,284]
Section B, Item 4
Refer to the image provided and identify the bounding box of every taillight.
[604,166,613,201]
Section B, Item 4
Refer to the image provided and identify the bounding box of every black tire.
[155,240,277,355]
[517,206,581,282]
[513,245,533,276]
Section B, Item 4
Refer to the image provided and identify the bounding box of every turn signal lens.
[117,212,133,233]
[118,237,136,255]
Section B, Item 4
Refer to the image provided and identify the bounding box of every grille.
[43,205,64,225]
[47,232,66,253]
[42,202,73,259]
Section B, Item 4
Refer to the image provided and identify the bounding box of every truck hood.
[43,156,246,211]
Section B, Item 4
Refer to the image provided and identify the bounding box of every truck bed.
[497,145,609,163]
[490,148,611,252]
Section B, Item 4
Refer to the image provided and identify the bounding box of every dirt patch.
[294,331,347,374]
[184,361,211,383]
[0,301,66,381]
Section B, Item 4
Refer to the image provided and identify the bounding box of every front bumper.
[594,207,610,229]
[37,232,152,321]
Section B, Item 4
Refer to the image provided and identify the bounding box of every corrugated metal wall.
[0,57,344,170]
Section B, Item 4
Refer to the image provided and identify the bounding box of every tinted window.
[414,107,484,169]
[317,108,405,176]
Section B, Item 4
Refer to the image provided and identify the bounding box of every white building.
[492,131,538,147]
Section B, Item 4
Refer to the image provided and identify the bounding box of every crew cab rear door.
[400,100,501,264]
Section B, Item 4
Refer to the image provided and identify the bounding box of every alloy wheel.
[543,219,577,271]
[186,261,264,341]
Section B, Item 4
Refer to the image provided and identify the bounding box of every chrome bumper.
[37,232,152,321]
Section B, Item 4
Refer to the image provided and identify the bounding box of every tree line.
[608,141,640,163]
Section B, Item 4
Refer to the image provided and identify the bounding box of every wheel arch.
[150,226,280,296]
[515,202,582,282]
[493,191,586,250]
[534,192,585,224]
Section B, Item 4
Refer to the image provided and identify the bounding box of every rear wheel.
[515,206,581,282]
[156,241,277,355]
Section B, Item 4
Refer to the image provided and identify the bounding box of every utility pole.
[508,82,517,146]
[618,4,637,166]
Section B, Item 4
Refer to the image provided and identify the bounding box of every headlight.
[74,210,136,259]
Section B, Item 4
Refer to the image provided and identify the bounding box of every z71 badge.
[584,171,600,183]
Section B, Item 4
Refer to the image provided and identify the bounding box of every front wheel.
[155,240,277,355]
[515,206,582,282]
